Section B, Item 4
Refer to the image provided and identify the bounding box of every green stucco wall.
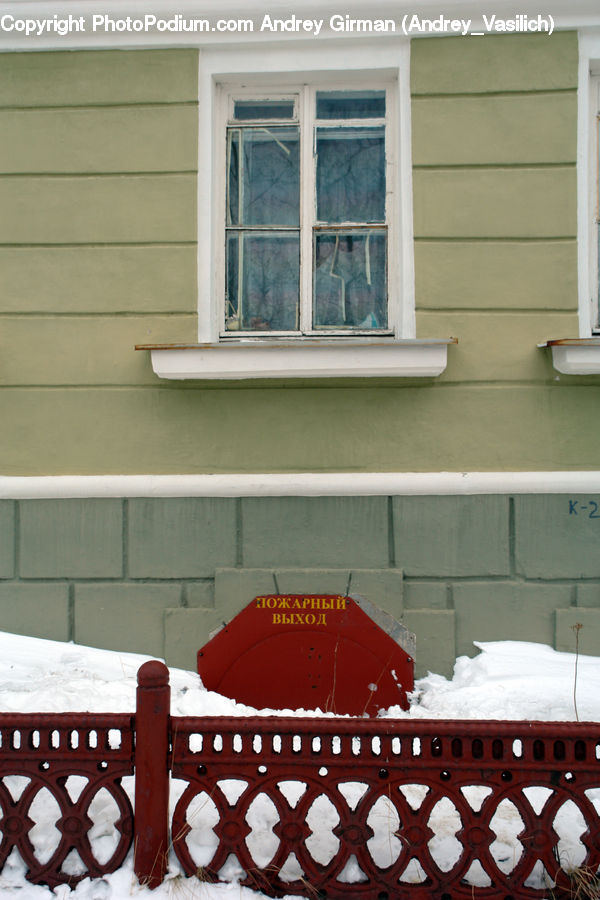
[2,494,600,679]
[0,34,595,474]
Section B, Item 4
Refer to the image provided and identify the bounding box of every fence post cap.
[137,660,169,688]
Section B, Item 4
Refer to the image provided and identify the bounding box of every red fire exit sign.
[197,594,415,716]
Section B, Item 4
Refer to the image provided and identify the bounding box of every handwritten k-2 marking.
[401,14,554,35]
[568,499,600,518]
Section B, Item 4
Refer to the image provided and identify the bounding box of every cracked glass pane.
[313,230,387,329]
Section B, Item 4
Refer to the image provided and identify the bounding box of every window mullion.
[300,85,314,334]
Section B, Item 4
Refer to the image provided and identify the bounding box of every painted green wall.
[0,48,200,477]
[2,494,600,679]
[0,35,595,475]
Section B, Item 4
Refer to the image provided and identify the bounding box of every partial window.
[595,75,600,330]
[222,85,393,337]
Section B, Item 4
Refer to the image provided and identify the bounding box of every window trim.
[148,38,457,379]
[585,69,600,335]
[591,73,599,332]
[577,35,600,338]
[197,39,415,344]
[541,34,600,374]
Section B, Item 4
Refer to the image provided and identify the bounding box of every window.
[221,84,394,337]
[194,43,416,347]
[594,74,600,331]
[539,51,600,373]
[140,43,456,378]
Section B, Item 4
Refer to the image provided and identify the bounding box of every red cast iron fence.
[169,716,600,899]
[0,660,599,898]
[0,712,134,888]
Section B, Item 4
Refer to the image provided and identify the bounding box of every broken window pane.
[227,126,300,227]
[313,230,387,329]
[234,99,295,121]
[226,232,300,331]
[316,126,385,223]
[316,90,385,120]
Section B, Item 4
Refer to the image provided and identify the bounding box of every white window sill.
[539,339,600,374]
[136,339,457,380]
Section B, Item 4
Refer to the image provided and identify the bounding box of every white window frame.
[577,37,600,337]
[219,81,395,338]
[590,72,600,333]
[196,40,415,344]
[541,37,600,373]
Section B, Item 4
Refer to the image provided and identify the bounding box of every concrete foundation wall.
[2,494,598,680]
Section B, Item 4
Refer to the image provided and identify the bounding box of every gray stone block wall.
[0,493,597,680]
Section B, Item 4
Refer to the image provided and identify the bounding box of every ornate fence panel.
[0,661,599,899]
[0,712,134,888]
[170,716,600,900]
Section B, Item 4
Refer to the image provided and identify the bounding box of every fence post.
[134,660,170,889]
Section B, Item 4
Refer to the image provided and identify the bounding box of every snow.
[0,631,596,900]
[386,639,600,722]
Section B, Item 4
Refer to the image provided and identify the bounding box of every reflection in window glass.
[227,127,299,227]
[316,127,385,223]
[226,233,300,331]
[234,99,295,120]
[314,231,387,329]
[316,90,385,120]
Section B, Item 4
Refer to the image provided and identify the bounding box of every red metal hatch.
[197,593,415,715]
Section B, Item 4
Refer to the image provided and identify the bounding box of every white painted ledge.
[136,339,457,380]
[539,339,600,374]
[1,472,600,498]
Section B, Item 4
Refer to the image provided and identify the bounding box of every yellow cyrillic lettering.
[305,613,315,625]
[316,613,327,625]
[336,597,346,610]
[272,613,281,624]
[266,597,277,609]
[278,597,290,609]
[256,597,266,608]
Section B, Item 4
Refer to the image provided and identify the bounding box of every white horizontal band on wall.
[0,472,599,498]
